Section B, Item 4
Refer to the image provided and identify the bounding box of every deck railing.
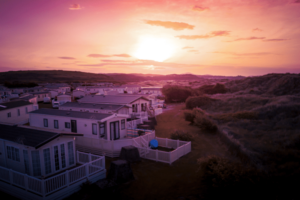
[75,129,155,157]
[0,151,105,199]
[135,137,191,164]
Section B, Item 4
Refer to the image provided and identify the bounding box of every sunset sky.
[0,0,300,76]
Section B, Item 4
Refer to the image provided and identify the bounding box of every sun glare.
[133,36,176,62]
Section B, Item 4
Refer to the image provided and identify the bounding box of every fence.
[135,137,191,164]
[0,151,105,200]
[76,129,155,157]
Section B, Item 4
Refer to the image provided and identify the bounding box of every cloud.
[262,39,288,42]
[87,54,110,58]
[213,51,277,56]
[252,28,263,32]
[69,4,82,10]
[88,54,131,58]
[100,60,131,62]
[78,59,204,69]
[144,20,194,31]
[113,54,131,57]
[176,31,230,40]
[192,5,209,12]
[188,50,199,53]
[294,0,300,3]
[227,37,265,42]
[58,57,75,59]
[182,46,193,49]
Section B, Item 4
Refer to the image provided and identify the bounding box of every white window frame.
[92,123,97,135]
[121,119,125,130]
[6,146,20,162]
[7,112,11,118]
[54,120,59,129]
[44,118,48,127]
[65,122,70,128]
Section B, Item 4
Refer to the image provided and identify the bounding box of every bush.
[170,130,194,141]
[197,83,227,95]
[184,110,195,123]
[162,85,193,103]
[185,95,216,109]
[194,113,218,132]
[212,111,258,122]
[197,156,263,199]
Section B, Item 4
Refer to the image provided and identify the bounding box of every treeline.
[4,81,38,88]
[162,83,227,103]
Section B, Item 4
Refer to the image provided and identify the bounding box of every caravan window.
[99,123,105,138]
[92,123,97,135]
[121,119,125,129]
[44,118,48,127]
[54,120,59,129]
[7,146,20,162]
[65,122,70,128]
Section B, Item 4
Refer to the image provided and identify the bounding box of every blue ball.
[149,139,158,149]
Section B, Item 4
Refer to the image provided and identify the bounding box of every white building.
[18,94,38,104]
[48,90,59,98]
[30,91,51,102]
[59,102,130,115]
[122,85,141,94]
[140,87,162,96]
[72,90,85,98]
[29,109,128,141]
[77,95,150,122]
[0,101,35,124]
[57,94,72,104]
[0,124,106,200]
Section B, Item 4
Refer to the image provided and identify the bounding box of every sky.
[0,0,300,76]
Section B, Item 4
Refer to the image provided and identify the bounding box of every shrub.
[170,130,194,141]
[162,85,193,103]
[192,107,206,116]
[185,95,215,109]
[194,113,218,132]
[184,110,195,123]
[197,83,227,95]
[212,111,258,122]
[197,156,263,199]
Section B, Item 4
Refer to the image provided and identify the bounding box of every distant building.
[0,101,34,124]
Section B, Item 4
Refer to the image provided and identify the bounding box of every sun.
[133,36,176,62]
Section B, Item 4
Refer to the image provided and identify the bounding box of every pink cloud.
[69,4,82,10]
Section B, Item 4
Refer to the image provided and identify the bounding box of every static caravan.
[0,101,34,124]
[0,124,106,200]
[77,95,150,122]
[59,102,130,115]
[29,109,128,141]
[30,91,51,102]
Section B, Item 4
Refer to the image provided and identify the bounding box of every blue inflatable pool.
[149,139,158,149]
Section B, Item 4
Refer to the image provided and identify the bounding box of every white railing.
[135,137,191,165]
[0,151,105,199]
[75,129,155,157]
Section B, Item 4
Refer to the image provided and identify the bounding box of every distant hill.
[0,70,113,83]
[225,73,300,95]
[197,75,245,80]
[105,73,200,81]
[0,70,245,84]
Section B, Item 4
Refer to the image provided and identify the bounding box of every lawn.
[67,104,234,200]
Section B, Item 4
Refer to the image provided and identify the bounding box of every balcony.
[0,151,106,200]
